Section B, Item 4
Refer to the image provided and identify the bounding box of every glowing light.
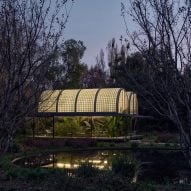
[96,165,105,169]
[57,163,64,168]
[38,88,138,115]
[64,164,71,168]
[73,164,79,168]
[88,160,101,164]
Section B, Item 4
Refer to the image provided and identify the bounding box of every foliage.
[0,158,159,191]
[155,133,179,143]
[112,155,138,181]
[130,141,140,149]
[46,39,87,89]
[55,117,87,137]
[2,151,191,190]
[0,0,74,153]
[9,143,21,154]
[104,116,128,137]
[76,163,99,178]
[0,155,68,182]
[133,183,156,191]
[82,49,112,88]
[108,0,191,166]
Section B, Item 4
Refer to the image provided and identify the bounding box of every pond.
[14,149,191,184]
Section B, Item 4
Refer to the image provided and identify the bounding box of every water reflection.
[41,151,131,170]
[14,150,191,184]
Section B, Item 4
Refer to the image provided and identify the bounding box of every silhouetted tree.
[46,39,87,89]
[120,0,191,166]
[0,0,74,153]
[83,49,111,88]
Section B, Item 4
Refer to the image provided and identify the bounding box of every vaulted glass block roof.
[38,88,138,116]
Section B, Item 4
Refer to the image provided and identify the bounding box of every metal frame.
[94,88,101,112]
[74,89,82,112]
[31,114,151,139]
[56,91,63,112]
[116,88,123,113]
[34,112,143,117]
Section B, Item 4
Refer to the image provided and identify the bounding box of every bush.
[165,143,170,148]
[110,143,115,147]
[76,163,99,178]
[10,143,21,153]
[95,172,134,190]
[155,133,179,143]
[0,155,68,182]
[172,143,180,149]
[112,156,138,181]
[134,183,156,191]
[130,141,140,149]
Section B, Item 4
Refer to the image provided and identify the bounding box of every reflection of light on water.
[64,164,71,168]
[101,152,108,156]
[88,160,101,164]
[57,163,64,168]
[42,164,53,168]
[73,164,79,168]
[56,163,80,169]
[55,159,109,170]
[17,150,191,184]
[96,165,105,169]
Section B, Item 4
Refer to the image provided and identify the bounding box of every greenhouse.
[29,88,139,138]
[38,88,138,116]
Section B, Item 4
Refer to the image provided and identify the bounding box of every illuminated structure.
[38,88,138,116]
[33,88,138,138]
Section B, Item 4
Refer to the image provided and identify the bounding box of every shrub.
[155,133,179,143]
[112,156,138,181]
[76,163,99,178]
[130,141,140,149]
[110,143,115,147]
[134,183,156,191]
[95,172,134,190]
[10,143,21,153]
[172,143,180,149]
[165,143,170,147]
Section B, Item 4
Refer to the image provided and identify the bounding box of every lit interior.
[38,88,138,115]
[58,90,79,112]
[76,89,97,112]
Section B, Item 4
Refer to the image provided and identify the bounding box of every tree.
[118,0,191,166]
[82,49,111,88]
[0,0,74,153]
[46,39,87,89]
[108,39,177,133]
[108,40,152,115]
[108,38,147,88]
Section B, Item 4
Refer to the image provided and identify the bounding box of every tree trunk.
[179,128,191,168]
[0,130,12,154]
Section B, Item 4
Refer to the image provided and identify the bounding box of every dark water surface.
[14,149,191,184]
